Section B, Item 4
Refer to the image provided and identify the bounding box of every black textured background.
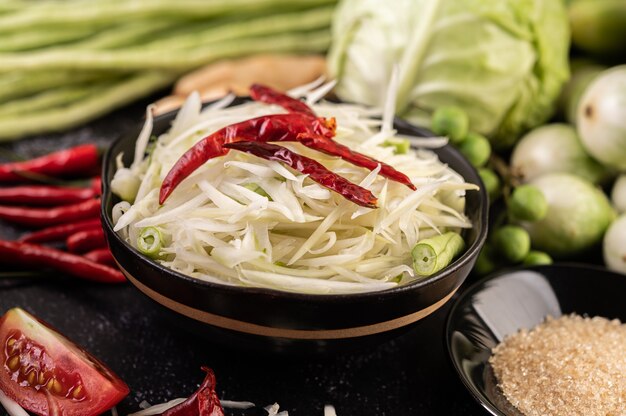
[0,99,486,416]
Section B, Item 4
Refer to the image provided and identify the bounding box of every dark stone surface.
[0,101,485,415]
[0,280,484,415]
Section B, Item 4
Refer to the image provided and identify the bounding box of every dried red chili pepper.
[159,113,336,204]
[0,240,125,283]
[225,141,378,208]
[160,115,414,204]
[250,85,416,190]
[0,144,100,182]
[0,198,100,227]
[0,184,97,206]
[197,386,224,416]
[159,367,224,416]
[250,83,316,116]
[66,228,106,253]
[84,248,116,267]
[297,135,416,191]
[161,83,415,203]
[19,218,102,243]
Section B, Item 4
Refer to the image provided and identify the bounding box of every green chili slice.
[137,226,163,259]
[243,183,272,200]
[382,138,411,155]
[412,232,465,276]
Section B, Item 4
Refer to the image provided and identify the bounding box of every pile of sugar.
[489,314,626,416]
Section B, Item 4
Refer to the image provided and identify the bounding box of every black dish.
[446,264,626,416]
[101,98,488,353]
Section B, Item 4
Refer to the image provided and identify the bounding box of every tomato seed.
[46,378,61,394]
[26,371,36,386]
[6,355,20,371]
[72,385,84,400]
[5,337,19,356]
[53,379,64,395]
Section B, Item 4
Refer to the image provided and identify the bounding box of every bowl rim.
[101,100,489,302]
[444,263,626,416]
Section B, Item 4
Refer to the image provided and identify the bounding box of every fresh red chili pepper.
[0,144,100,182]
[0,198,100,227]
[84,248,116,267]
[66,228,106,253]
[91,176,102,196]
[0,184,96,206]
[160,367,224,416]
[159,113,336,204]
[250,83,316,116]
[19,218,102,243]
[225,141,378,208]
[0,240,125,283]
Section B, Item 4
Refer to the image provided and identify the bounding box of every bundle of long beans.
[0,0,336,141]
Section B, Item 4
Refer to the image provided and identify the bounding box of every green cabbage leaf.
[328,0,570,147]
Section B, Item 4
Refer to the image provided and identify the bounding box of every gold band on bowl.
[121,266,457,340]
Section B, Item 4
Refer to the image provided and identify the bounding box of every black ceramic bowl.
[101,98,488,353]
[446,264,626,415]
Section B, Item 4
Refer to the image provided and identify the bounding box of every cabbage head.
[328,0,570,147]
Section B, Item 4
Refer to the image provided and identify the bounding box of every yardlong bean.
[0,0,336,140]
[0,0,335,32]
[0,72,174,140]
[0,9,333,71]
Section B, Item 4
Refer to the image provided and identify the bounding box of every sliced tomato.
[0,308,129,416]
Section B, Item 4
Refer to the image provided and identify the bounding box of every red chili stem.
[66,228,107,254]
[298,136,416,190]
[84,248,116,267]
[0,240,125,283]
[19,218,102,243]
[0,144,100,183]
[250,83,316,116]
[0,198,100,227]
[160,367,223,416]
[159,113,335,204]
[0,185,96,206]
[225,141,378,208]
